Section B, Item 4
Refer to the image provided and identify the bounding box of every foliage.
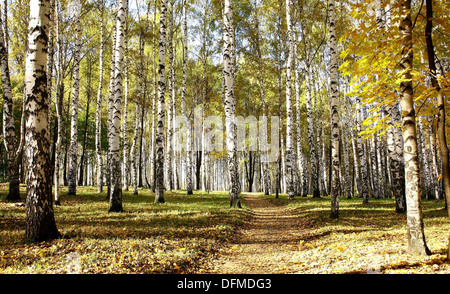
[340,0,450,139]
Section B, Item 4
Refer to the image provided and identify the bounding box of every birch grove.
[1,0,448,260]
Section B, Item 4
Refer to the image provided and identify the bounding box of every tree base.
[6,181,20,201]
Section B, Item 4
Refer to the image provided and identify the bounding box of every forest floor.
[204,193,450,274]
[1,185,449,274]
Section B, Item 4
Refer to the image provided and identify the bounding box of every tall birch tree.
[182,0,193,195]
[223,0,241,208]
[54,0,63,204]
[329,0,340,218]
[285,0,295,200]
[67,0,82,195]
[398,0,430,256]
[95,0,105,193]
[109,0,127,212]
[0,5,21,200]
[155,0,167,203]
[24,0,60,242]
[424,0,450,216]
[167,0,175,191]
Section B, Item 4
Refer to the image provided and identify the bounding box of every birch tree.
[223,0,241,208]
[284,0,295,200]
[122,4,130,192]
[294,34,307,197]
[329,0,340,219]
[254,0,270,196]
[109,0,127,212]
[67,0,82,195]
[24,0,60,242]
[53,0,63,204]
[95,0,105,193]
[398,0,430,256]
[167,0,175,191]
[155,0,167,203]
[424,0,450,216]
[0,5,22,200]
[182,0,193,195]
[356,97,369,203]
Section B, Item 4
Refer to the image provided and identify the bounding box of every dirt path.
[207,193,313,274]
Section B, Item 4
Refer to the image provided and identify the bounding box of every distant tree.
[95,0,105,194]
[67,0,82,196]
[0,4,22,200]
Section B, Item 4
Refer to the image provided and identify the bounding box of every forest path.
[207,193,313,274]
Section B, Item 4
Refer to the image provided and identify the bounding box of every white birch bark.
[356,97,369,203]
[131,102,140,195]
[0,5,20,200]
[305,62,319,197]
[155,0,167,203]
[122,7,130,191]
[223,0,241,207]
[329,0,340,218]
[109,0,127,212]
[182,0,193,195]
[399,0,430,256]
[167,0,175,191]
[54,0,63,204]
[24,0,60,241]
[285,0,295,200]
[294,36,307,197]
[95,0,105,193]
[67,0,82,195]
[150,0,157,192]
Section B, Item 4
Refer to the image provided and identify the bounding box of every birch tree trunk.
[428,119,439,200]
[329,0,340,218]
[305,62,319,197]
[24,0,60,242]
[342,94,353,199]
[53,0,63,204]
[106,22,117,198]
[155,0,167,203]
[78,57,92,186]
[167,0,175,191]
[223,0,241,207]
[67,0,82,195]
[399,0,430,256]
[109,0,127,212]
[294,37,306,197]
[150,0,157,192]
[95,0,105,193]
[285,0,295,200]
[182,0,193,195]
[424,0,450,216]
[131,103,140,195]
[254,0,269,196]
[0,7,20,200]
[122,8,130,192]
[356,97,369,203]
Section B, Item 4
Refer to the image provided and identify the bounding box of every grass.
[1,183,449,274]
[0,184,249,274]
[261,193,450,274]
